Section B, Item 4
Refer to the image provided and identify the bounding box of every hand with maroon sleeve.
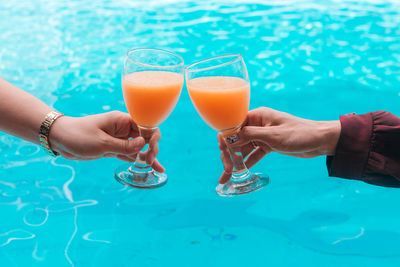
[218,107,400,187]
[217,107,341,184]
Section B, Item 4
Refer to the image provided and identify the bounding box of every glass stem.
[131,126,157,172]
[228,147,251,183]
[133,144,150,171]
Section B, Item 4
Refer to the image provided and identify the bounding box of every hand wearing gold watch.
[0,77,164,173]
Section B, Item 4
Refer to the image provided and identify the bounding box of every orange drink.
[123,71,183,128]
[115,48,184,189]
[187,76,249,131]
[185,54,269,197]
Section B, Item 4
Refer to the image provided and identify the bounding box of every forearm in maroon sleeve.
[326,111,400,187]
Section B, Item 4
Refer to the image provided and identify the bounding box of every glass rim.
[126,48,184,69]
[185,54,243,73]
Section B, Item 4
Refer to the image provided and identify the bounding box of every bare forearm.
[0,77,53,144]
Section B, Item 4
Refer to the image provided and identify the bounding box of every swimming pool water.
[1,0,400,266]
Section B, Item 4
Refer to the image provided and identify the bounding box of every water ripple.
[23,208,49,227]
[82,232,111,244]
[0,229,35,247]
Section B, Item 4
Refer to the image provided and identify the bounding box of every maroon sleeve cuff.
[326,113,373,181]
[327,111,400,187]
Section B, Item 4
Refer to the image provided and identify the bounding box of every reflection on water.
[1,0,400,265]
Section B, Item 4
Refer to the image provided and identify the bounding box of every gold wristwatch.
[39,111,64,157]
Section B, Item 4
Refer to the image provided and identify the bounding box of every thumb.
[105,136,145,155]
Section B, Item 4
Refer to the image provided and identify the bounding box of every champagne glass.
[185,54,270,196]
[114,48,184,188]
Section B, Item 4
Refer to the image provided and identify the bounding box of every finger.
[226,126,272,151]
[146,150,157,165]
[151,159,165,173]
[120,153,137,162]
[241,142,256,159]
[220,132,254,160]
[129,118,140,137]
[105,152,137,160]
[239,126,265,141]
[217,133,233,184]
[147,129,161,165]
[219,170,232,184]
[61,152,98,161]
[217,133,226,150]
[241,116,249,127]
[105,136,145,155]
[221,149,233,171]
[147,138,160,164]
[116,155,136,162]
[218,134,233,173]
[59,151,78,160]
[246,108,267,126]
[244,147,270,169]
[221,135,249,150]
[219,148,233,184]
[127,154,138,161]
[100,111,140,138]
[149,128,161,148]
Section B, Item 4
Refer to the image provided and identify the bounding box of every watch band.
[39,111,64,157]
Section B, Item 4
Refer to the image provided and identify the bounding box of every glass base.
[216,172,270,197]
[114,163,167,189]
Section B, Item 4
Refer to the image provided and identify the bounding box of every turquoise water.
[1,0,400,265]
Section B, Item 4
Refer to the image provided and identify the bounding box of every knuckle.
[152,147,159,155]
[122,139,130,154]
[109,110,127,122]
[253,107,270,114]
[109,110,121,117]
[240,127,252,137]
